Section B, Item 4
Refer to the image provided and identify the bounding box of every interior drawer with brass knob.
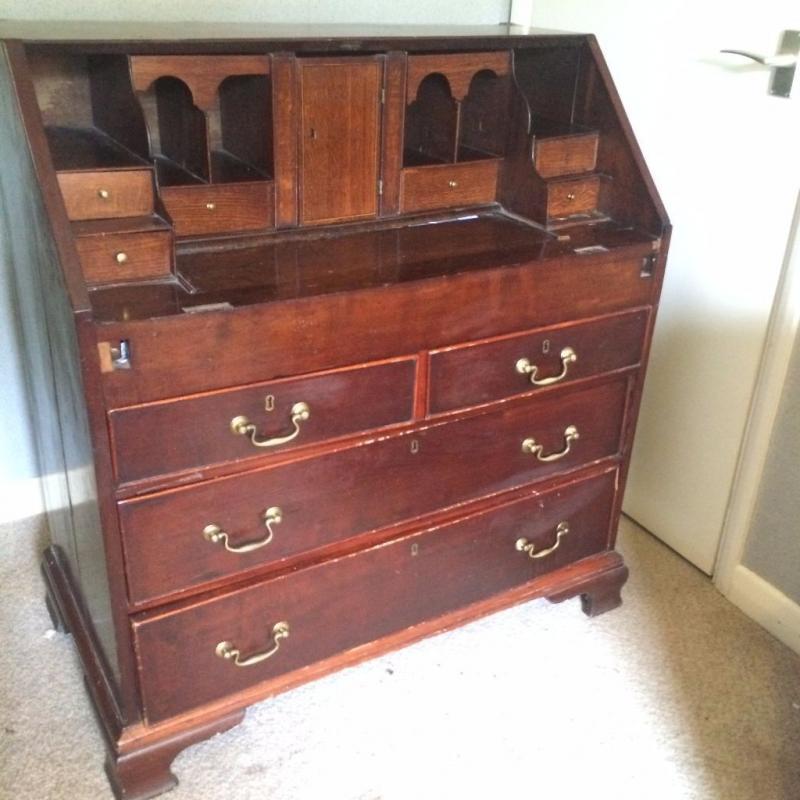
[428,308,648,414]
[56,168,155,221]
[108,356,416,485]
[74,221,173,285]
[160,182,275,236]
[118,378,627,604]
[546,175,602,220]
[131,465,616,722]
[400,160,499,213]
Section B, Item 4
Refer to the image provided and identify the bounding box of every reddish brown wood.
[547,174,601,218]
[97,245,655,407]
[271,53,298,228]
[298,58,382,224]
[106,711,246,800]
[379,51,405,216]
[406,51,510,103]
[160,181,274,235]
[5,30,672,800]
[109,357,416,484]
[428,308,648,414]
[133,467,616,721]
[535,131,598,178]
[119,379,626,603]
[400,160,499,213]
[547,553,629,617]
[57,168,155,220]
[129,55,270,111]
[75,228,172,284]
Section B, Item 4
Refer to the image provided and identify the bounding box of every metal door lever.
[721,30,799,97]
[720,50,796,68]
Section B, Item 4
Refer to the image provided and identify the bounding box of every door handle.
[720,30,799,97]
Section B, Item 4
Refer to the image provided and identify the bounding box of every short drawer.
[428,309,648,414]
[160,182,274,236]
[75,230,172,284]
[132,467,617,722]
[547,175,601,219]
[109,358,416,484]
[120,378,627,603]
[400,161,499,213]
[57,169,155,221]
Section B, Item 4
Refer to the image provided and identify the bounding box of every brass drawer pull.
[203,506,282,554]
[215,621,290,668]
[231,402,310,448]
[521,424,579,461]
[516,346,576,386]
[516,521,569,559]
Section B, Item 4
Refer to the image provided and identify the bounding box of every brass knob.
[97,189,110,200]
[206,202,216,211]
[448,180,458,188]
[566,192,576,201]
[114,252,128,265]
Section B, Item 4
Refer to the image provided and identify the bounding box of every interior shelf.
[46,126,150,172]
[210,149,272,183]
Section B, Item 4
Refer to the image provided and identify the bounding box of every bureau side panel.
[0,45,122,692]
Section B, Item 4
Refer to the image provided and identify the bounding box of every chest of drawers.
[0,22,669,799]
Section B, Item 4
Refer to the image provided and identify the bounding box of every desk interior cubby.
[403,52,511,168]
[129,57,274,187]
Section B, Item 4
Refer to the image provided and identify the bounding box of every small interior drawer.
[428,309,648,414]
[400,161,499,213]
[547,175,601,219]
[109,357,417,485]
[75,228,172,284]
[160,182,274,236]
[534,132,598,179]
[132,466,616,722]
[57,169,155,221]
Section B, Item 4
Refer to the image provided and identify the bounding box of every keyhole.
[265,395,275,412]
[410,439,420,454]
[309,128,317,140]
[411,543,419,556]
[542,339,551,354]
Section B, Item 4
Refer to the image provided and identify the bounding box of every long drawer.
[120,378,628,604]
[428,308,648,414]
[133,467,617,722]
[109,357,416,484]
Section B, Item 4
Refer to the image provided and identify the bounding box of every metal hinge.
[98,339,131,372]
[380,87,386,105]
[378,179,384,196]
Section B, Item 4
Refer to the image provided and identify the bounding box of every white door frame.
[714,189,800,654]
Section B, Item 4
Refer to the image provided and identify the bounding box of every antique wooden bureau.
[0,21,669,799]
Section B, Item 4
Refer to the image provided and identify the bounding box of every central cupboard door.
[299,58,382,225]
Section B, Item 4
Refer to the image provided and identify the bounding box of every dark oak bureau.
[0,21,670,799]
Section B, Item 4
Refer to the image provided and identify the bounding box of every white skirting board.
[724,564,800,656]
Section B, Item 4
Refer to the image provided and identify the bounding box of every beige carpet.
[1,515,799,800]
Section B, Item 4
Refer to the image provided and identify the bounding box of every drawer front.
[133,468,617,722]
[428,309,648,414]
[160,182,274,236]
[57,169,155,221]
[535,134,598,179]
[120,378,627,603]
[547,176,600,218]
[401,161,499,213]
[75,230,172,284]
[109,358,416,484]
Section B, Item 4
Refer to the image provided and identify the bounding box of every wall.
[0,0,510,527]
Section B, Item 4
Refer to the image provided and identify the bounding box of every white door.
[520,1,800,573]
